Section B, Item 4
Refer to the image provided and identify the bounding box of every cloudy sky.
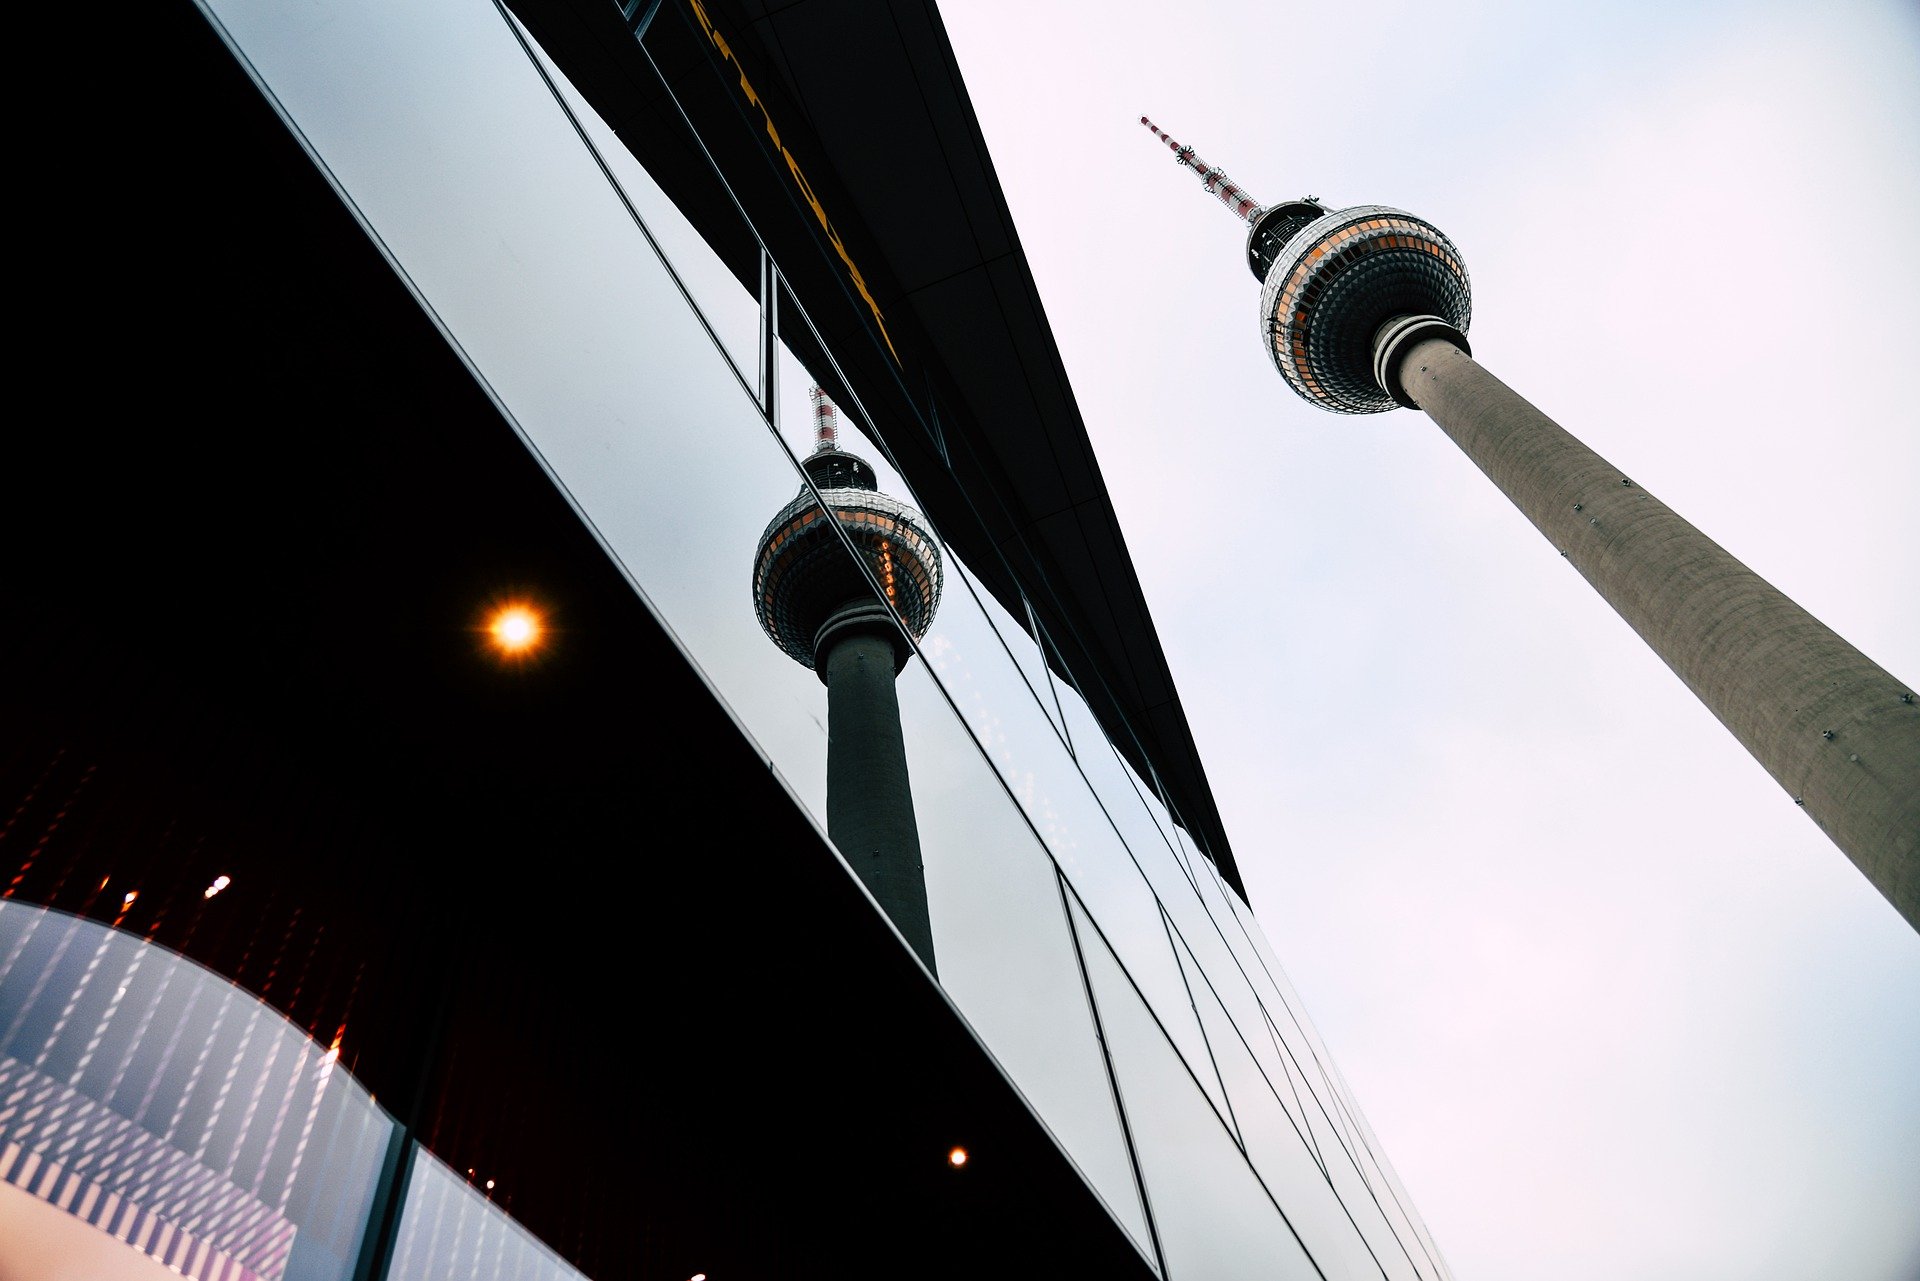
[937,1,1920,1278]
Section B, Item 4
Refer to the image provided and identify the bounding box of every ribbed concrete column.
[817,605,937,972]
[1395,336,1920,930]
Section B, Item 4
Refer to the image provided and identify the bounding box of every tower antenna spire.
[1140,116,1264,224]
[810,385,839,454]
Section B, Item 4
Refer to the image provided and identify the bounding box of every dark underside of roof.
[503,0,1248,897]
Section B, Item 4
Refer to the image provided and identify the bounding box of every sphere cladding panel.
[1246,201,1326,282]
[753,488,943,668]
[1257,206,1472,414]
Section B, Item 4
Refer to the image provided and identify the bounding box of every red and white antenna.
[1140,116,1264,224]
[810,385,839,453]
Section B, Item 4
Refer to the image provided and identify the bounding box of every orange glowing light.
[486,603,545,657]
[947,1146,968,1168]
[122,891,139,907]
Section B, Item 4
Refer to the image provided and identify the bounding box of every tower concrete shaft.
[1388,337,1920,927]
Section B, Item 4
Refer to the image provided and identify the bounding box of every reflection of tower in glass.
[1141,117,1920,930]
[753,389,944,969]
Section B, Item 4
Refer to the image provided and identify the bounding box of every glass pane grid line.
[1164,911,1418,1281]
[1060,881,1349,1281]
[845,427,1434,1277]
[1207,875,1447,1278]
[1159,903,1243,1155]
[950,558,1077,762]
[1057,869,1169,1279]
[1203,910,1440,1279]
[1211,892,1449,1281]
[489,0,756,402]
[1167,918,1428,1281]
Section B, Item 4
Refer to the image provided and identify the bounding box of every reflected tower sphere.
[1141,117,1920,931]
[753,388,943,968]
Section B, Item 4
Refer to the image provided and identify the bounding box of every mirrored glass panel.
[1171,927,1386,1281]
[1215,891,1388,1194]
[516,12,761,384]
[930,583,1224,1142]
[1068,891,1320,1281]
[388,1148,588,1281]
[1314,1119,1419,1281]
[1132,765,1208,887]
[964,571,1073,745]
[0,901,392,1281]
[1098,760,1267,1055]
[923,559,1073,770]
[895,658,1153,1259]
[1021,678,1207,1070]
[1305,1055,1445,1280]
[1166,842,1334,1139]
[1052,676,1184,898]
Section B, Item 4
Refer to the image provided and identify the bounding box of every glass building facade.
[0,1,1450,1278]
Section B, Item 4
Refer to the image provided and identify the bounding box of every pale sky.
[939,1,1920,1278]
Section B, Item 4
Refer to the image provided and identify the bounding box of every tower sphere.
[1255,203,1472,414]
[752,448,943,674]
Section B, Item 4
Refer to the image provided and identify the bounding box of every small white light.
[947,1146,968,1168]
[204,875,232,900]
[122,891,139,907]
[691,1274,708,1281]
[485,1179,496,1190]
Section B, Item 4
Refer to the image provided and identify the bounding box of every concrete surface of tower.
[1140,116,1919,933]
[752,388,945,968]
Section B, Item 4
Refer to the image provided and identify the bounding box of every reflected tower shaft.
[753,389,944,968]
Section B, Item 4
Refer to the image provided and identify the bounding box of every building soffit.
[502,0,1247,897]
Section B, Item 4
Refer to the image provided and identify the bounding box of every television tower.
[1141,117,1920,931]
[753,388,944,968]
